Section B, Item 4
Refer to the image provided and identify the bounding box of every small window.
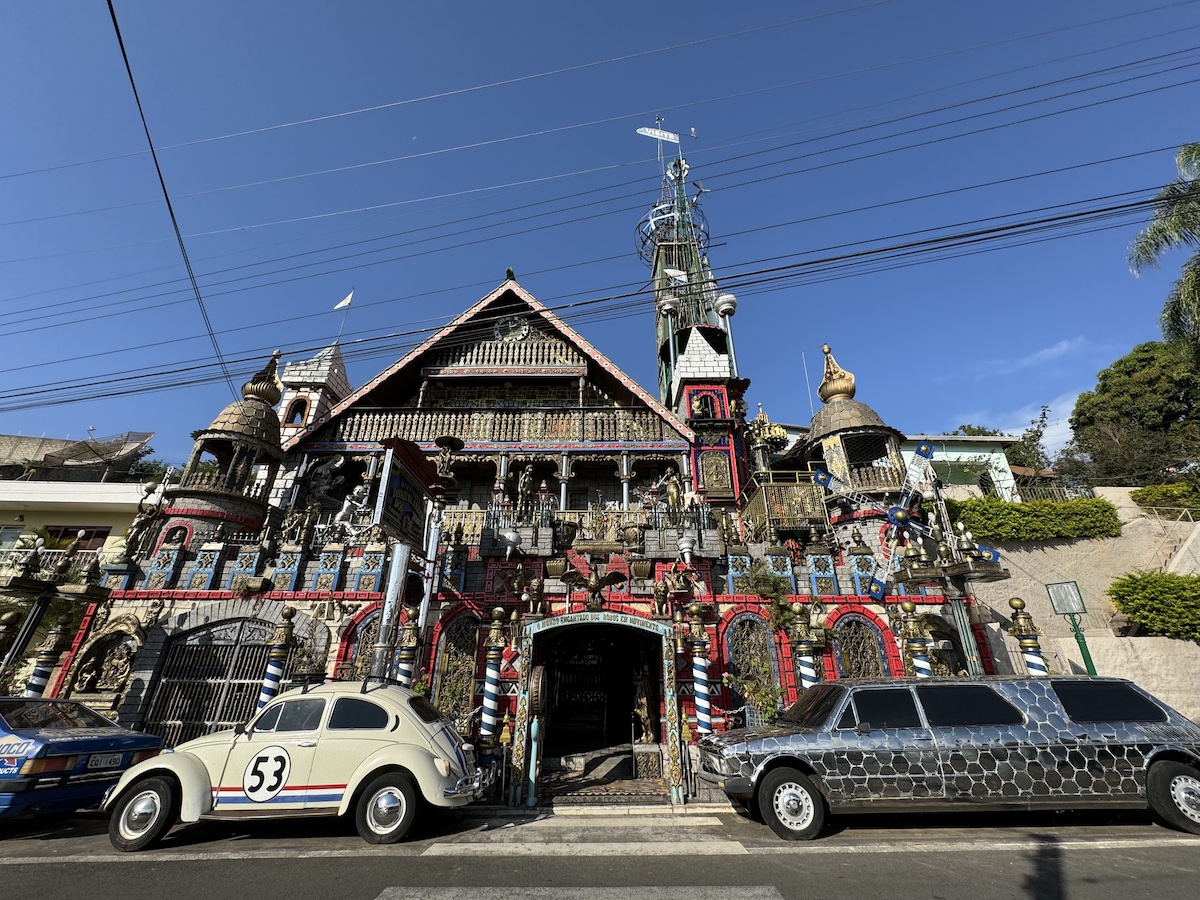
[274,698,326,732]
[252,704,283,733]
[284,398,308,426]
[917,685,1023,727]
[1052,681,1167,724]
[851,688,922,730]
[329,698,389,730]
[836,706,857,730]
[408,696,450,725]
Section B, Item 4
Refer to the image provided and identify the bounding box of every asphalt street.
[1,804,1197,900]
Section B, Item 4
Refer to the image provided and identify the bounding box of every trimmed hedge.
[1129,482,1200,509]
[943,497,1122,542]
[1107,572,1200,641]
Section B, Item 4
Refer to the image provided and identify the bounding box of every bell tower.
[636,130,747,503]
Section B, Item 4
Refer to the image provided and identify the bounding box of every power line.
[0,186,1184,412]
[105,0,238,400]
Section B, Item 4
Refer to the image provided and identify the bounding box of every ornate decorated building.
[5,152,1014,806]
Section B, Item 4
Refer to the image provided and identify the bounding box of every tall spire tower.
[636,128,746,503]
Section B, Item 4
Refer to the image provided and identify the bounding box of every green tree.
[1005,406,1051,471]
[1129,142,1200,357]
[1056,342,1200,485]
[952,424,1003,437]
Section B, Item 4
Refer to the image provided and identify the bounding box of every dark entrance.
[537,624,660,758]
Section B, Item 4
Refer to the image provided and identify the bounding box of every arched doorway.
[536,623,660,757]
[511,612,683,805]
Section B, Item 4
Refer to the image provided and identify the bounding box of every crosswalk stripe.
[421,841,750,856]
[375,889,783,900]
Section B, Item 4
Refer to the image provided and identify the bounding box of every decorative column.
[395,603,421,687]
[688,601,711,734]
[479,607,506,747]
[789,601,825,691]
[899,600,933,678]
[23,615,73,698]
[257,607,296,709]
[1008,597,1047,677]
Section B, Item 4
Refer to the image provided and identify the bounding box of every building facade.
[8,155,1016,804]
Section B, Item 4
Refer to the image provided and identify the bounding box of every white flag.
[334,289,353,310]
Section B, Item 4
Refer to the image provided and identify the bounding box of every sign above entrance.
[373,438,441,547]
[523,610,672,638]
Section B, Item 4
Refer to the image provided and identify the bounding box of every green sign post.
[1046,581,1097,676]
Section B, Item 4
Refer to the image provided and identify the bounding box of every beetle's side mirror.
[234,722,247,735]
[856,721,873,734]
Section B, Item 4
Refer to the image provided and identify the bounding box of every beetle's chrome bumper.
[444,765,495,800]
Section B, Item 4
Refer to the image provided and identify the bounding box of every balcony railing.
[0,548,102,581]
[331,408,679,444]
[740,471,830,540]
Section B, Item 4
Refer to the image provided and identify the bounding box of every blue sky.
[3,1,1198,468]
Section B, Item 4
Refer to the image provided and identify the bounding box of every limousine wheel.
[758,767,825,840]
[1148,761,1200,835]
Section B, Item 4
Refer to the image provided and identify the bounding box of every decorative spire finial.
[242,350,283,407]
[817,343,856,403]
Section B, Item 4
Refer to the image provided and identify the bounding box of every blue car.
[1,697,162,819]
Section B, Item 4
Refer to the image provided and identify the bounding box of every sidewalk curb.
[459,801,737,820]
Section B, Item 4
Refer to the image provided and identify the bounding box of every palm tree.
[1129,143,1200,355]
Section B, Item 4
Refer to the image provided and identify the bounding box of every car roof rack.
[360,674,405,694]
[290,673,327,694]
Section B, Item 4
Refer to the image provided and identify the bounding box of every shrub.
[944,497,1121,542]
[1129,482,1200,509]
[1107,572,1200,641]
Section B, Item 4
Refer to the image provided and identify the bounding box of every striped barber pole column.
[1020,640,1049,677]
[909,639,933,678]
[22,614,72,699]
[692,650,712,735]
[394,645,416,688]
[794,645,820,690]
[256,645,289,709]
[480,651,503,744]
[257,607,295,710]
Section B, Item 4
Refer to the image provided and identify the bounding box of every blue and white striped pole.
[1007,597,1048,677]
[687,602,711,734]
[257,607,295,709]
[23,615,72,699]
[480,607,506,746]
[794,643,821,690]
[790,602,825,691]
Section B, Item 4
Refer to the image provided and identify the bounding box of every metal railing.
[0,547,102,579]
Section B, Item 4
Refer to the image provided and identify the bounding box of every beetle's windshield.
[777,684,845,728]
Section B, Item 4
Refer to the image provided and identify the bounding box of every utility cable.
[105,0,238,400]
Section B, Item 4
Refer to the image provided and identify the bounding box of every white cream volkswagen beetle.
[102,680,487,850]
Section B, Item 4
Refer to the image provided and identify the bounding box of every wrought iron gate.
[143,618,283,747]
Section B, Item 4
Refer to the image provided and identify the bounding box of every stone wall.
[970,487,1200,719]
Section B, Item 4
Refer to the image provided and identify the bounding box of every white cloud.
[971,337,1090,378]
[948,390,1081,455]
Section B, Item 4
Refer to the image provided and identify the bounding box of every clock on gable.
[495,315,530,342]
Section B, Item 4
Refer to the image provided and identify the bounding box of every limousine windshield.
[778,684,846,727]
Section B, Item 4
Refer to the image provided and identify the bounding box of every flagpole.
[334,286,354,342]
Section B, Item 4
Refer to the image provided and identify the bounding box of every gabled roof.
[284,279,694,450]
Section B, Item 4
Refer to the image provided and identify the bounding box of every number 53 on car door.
[242,746,291,802]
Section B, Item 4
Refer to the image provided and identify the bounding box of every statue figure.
[333,483,370,537]
[632,659,655,743]
[515,464,535,521]
[121,485,163,562]
[98,642,136,692]
[652,579,671,617]
[663,471,683,524]
[306,455,345,507]
[527,577,545,615]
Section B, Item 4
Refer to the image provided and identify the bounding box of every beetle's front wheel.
[108,776,178,852]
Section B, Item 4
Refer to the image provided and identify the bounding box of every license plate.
[87,752,124,770]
